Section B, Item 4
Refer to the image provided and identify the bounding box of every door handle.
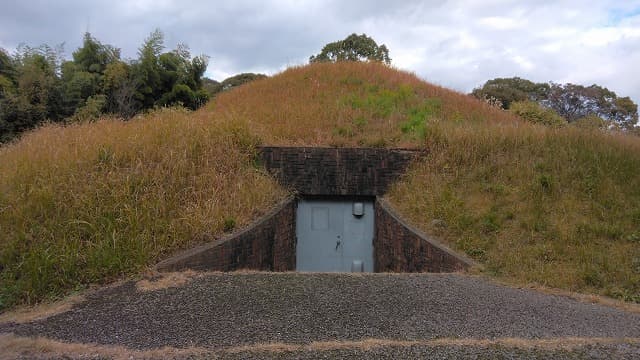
[335,239,341,251]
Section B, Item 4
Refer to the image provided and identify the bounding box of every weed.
[628,233,640,243]
[538,174,552,193]
[333,125,354,138]
[481,212,501,233]
[223,217,236,233]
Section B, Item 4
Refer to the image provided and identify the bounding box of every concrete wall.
[156,197,296,272]
[258,146,419,196]
[374,198,474,272]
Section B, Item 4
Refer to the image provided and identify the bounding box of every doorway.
[296,198,374,272]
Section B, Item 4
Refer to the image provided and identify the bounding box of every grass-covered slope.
[209,62,520,147]
[1,61,639,309]
[0,108,286,309]
[212,62,640,302]
[388,127,640,302]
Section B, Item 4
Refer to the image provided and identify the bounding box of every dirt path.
[2,272,639,359]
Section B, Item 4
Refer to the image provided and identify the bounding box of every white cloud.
[0,0,638,105]
[478,16,522,30]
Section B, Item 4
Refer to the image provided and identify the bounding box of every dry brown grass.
[0,334,207,360]
[208,62,520,148]
[0,294,85,325]
[135,271,198,292]
[2,333,639,359]
[0,107,287,309]
[386,123,640,302]
[227,337,640,353]
[513,281,640,315]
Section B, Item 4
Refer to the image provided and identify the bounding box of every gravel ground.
[2,272,640,358]
[219,344,640,360]
[6,344,640,360]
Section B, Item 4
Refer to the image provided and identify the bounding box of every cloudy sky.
[1,0,639,104]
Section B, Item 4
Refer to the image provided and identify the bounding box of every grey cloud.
[0,0,638,104]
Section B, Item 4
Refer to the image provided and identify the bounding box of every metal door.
[296,198,374,272]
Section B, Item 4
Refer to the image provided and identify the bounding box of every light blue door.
[296,199,374,272]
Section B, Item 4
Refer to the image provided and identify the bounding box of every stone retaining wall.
[374,198,474,272]
[156,197,296,272]
[258,146,419,196]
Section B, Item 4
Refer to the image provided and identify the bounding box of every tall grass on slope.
[388,123,640,302]
[0,108,286,310]
[208,61,520,148]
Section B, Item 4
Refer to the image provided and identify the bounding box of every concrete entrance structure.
[156,147,474,273]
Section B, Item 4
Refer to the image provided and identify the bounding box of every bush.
[510,100,567,127]
[572,114,607,130]
[68,95,106,123]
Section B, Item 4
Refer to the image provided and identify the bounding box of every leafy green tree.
[310,33,391,65]
[1,30,211,141]
[544,83,638,129]
[221,73,267,91]
[473,77,638,131]
[72,33,120,74]
[103,60,137,118]
[0,48,16,96]
[471,77,550,109]
[0,44,64,141]
[61,62,100,115]
[59,33,120,117]
[69,94,106,123]
[131,30,209,111]
[133,29,165,109]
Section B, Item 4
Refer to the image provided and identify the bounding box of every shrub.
[510,100,567,127]
[572,114,607,130]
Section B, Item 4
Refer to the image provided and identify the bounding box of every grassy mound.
[1,61,639,309]
[0,108,285,309]
[387,126,640,302]
[209,62,519,147]
[212,62,639,302]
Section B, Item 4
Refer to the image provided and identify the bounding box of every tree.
[132,29,165,109]
[471,77,549,109]
[72,33,120,74]
[202,78,222,96]
[1,30,211,141]
[221,73,267,91]
[0,44,64,141]
[543,83,638,129]
[59,33,120,117]
[472,77,639,131]
[61,62,100,115]
[103,60,138,118]
[309,33,391,65]
[131,30,209,111]
[0,48,15,96]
